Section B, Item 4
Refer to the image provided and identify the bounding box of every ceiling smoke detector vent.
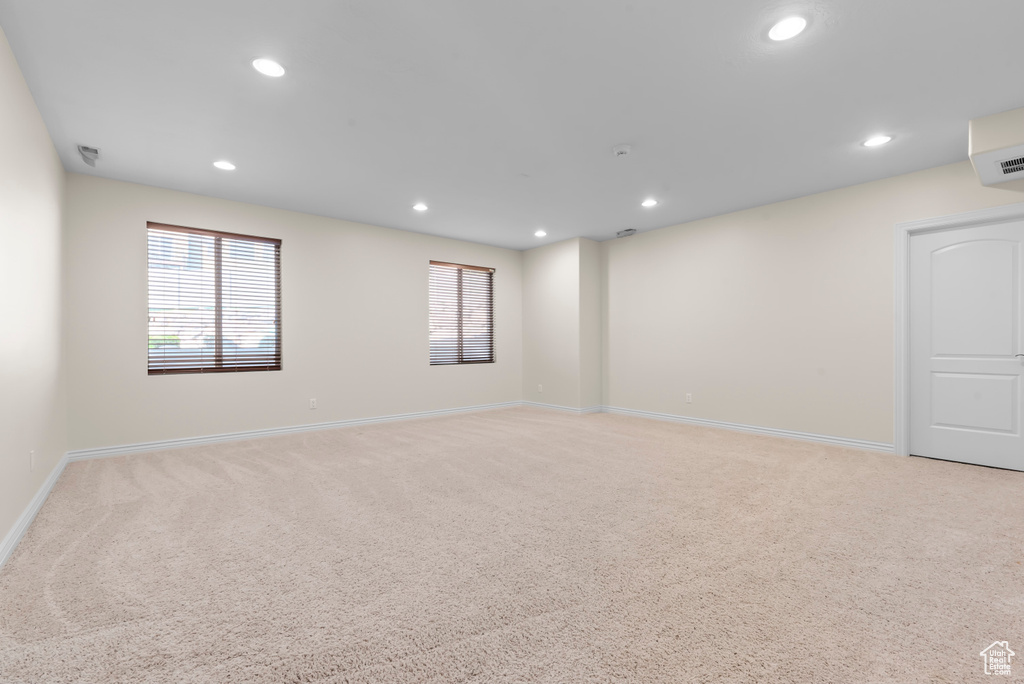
[77,145,99,167]
[612,144,631,158]
[616,228,637,238]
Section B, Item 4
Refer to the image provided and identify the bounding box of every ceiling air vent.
[77,145,100,167]
[616,228,637,238]
[969,107,1024,191]
[1000,156,1024,176]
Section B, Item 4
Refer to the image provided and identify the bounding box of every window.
[429,261,494,365]
[147,222,281,374]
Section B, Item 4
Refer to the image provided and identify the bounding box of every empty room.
[2,1,1024,682]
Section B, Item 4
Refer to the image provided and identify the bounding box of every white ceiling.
[2,1,1023,250]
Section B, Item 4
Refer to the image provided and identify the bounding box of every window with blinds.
[429,261,495,365]
[147,222,281,374]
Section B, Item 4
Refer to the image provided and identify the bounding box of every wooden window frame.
[147,222,282,375]
[429,260,495,365]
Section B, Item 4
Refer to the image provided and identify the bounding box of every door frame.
[894,201,1024,457]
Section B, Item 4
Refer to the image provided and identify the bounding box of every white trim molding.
[65,400,896,464]
[6,403,519,568]
[4,400,897,568]
[893,202,1024,457]
[0,453,69,570]
[522,401,602,415]
[66,401,523,462]
[602,405,893,452]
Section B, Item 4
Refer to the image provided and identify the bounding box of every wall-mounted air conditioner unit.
[969,106,1024,192]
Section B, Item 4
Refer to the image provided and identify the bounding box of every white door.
[909,221,1024,470]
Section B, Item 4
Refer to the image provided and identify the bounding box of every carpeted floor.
[1,407,1022,683]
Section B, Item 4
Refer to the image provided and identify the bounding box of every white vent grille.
[969,108,1024,187]
[1000,156,1024,175]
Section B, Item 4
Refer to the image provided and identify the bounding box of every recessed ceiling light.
[863,135,893,147]
[213,160,236,170]
[641,198,658,208]
[768,16,807,41]
[252,58,285,78]
[534,229,547,237]
[413,203,428,211]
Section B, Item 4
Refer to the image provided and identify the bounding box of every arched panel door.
[909,223,1024,470]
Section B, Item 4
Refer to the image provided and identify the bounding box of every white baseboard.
[522,401,602,415]
[66,401,524,462]
[601,405,894,453]
[0,453,68,571]
[4,402,522,570]
[3,401,893,570]
[65,401,890,463]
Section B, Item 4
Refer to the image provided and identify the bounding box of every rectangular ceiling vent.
[616,228,637,238]
[1000,156,1024,176]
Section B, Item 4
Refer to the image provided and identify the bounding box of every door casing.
[894,202,1024,457]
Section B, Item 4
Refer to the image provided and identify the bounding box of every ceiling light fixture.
[863,135,893,147]
[641,198,658,208]
[534,229,547,237]
[252,58,285,78]
[213,160,236,170]
[768,16,807,41]
[413,203,428,211]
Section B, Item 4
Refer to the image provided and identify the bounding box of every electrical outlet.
[29,450,35,472]
[686,393,692,403]
[309,398,317,409]
[538,384,543,393]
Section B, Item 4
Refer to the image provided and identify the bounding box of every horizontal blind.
[148,223,281,374]
[429,261,494,365]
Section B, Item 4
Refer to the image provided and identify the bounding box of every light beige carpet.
[1,407,1022,683]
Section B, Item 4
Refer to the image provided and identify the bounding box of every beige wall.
[522,237,601,410]
[604,160,1024,444]
[523,239,580,408]
[64,174,522,450]
[0,28,66,542]
[578,238,602,409]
